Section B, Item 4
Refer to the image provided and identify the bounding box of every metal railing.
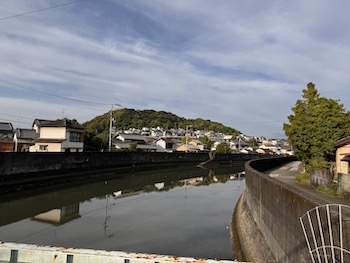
[300,204,350,263]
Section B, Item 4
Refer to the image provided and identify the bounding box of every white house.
[30,119,84,152]
[156,138,178,152]
[13,128,38,152]
[113,134,157,151]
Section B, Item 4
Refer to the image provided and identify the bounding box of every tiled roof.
[33,119,83,129]
[15,129,39,140]
[0,122,13,132]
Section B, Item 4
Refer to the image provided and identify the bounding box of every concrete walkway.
[265,161,350,206]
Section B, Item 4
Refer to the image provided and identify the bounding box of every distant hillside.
[83,108,240,135]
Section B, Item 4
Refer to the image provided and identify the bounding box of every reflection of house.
[113,134,157,151]
[156,138,178,152]
[33,203,80,225]
[13,128,38,152]
[30,119,84,152]
[0,122,14,152]
[335,136,350,176]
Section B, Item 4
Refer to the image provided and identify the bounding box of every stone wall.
[235,156,329,263]
[310,168,332,188]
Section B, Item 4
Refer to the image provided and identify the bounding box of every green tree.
[129,142,138,152]
[199,135,213,149]
[283,82,350,164]
[246,137,257,147]
[215,142,231,154]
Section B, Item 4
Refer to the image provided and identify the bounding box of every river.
[0,162,245,260]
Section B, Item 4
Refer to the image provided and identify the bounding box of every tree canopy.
[283,82,350,164]
[84,108,240,135]
[215,142,232,154]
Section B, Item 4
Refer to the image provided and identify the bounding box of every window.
[70,132,82,142]
[39,145,48,151]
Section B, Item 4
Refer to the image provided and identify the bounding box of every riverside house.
[29,119,84,152]
[0,122,14,151]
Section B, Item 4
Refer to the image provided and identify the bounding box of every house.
[175,143,200,152]
[0,122,14,152]
[30,119,84,152]
[188,139,207,151]
[334,136,350,176]
[156,138,178,152]
[113,134,157,151]
[13,128,39,152]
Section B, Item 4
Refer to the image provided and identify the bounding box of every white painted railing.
[0,242,244,263]
[300,204,350,263]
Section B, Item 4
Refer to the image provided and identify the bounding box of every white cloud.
[1,0,350,138]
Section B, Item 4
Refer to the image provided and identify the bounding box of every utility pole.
[108,104,113,152]
[185,125,192,152]
[108,104,122,152]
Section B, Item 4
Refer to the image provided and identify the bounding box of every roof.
[33,119,83,130]
[34,138,66,143]
[15,129,39,140]
[0,122,13,132]
[157,138,178,143]
[117,134,147,141]
[335,136,350,148]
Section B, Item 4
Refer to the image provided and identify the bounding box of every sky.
[1,1,350,138]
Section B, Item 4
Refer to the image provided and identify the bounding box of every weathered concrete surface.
[235,157,350,263]
[0,152,261,176]
[0,242,245,263]
[233,192,276,263]
[233,157,320,263]
[0,152,266,195]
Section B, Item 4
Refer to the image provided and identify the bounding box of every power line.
[0,78,111,106]
[0,0,87,22]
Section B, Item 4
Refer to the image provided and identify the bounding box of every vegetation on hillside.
[83,108,240,151]
[84,108,240,134]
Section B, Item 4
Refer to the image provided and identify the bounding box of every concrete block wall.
[242,157,328,263]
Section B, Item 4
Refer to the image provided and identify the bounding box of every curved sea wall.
[234,157,326,263]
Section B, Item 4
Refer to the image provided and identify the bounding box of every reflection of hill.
[0,163,244,227]
[110,170,245,200]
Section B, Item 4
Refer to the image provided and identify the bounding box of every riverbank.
[232,157,308,263]
[233,157,350,263]
[0,151,263,195]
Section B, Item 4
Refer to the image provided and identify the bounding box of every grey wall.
[0,152,260,176]
[239,157,328,263]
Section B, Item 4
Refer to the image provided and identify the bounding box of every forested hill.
[83,108,240,135]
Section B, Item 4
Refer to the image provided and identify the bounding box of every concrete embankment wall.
[0,151,259,176]
[234,157,326,263]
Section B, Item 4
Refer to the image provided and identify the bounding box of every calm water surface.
[0,163,245,260]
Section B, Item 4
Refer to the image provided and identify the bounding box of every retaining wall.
[236,157,329,263]
[0,152,260,176]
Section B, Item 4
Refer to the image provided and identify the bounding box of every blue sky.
[1,0,350,138]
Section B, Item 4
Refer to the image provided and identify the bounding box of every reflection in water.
[0,163,245,260]
[33,204,80,225]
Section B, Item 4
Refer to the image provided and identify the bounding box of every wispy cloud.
[1,0,350,138]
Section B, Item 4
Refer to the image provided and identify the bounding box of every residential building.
[175,143,199,152]
[188,139,207,151]
[156,138,178,152]
[13,128,39,152]
[30,119,84,152]
[113,134,157,151]
[0,122,14,152]
[334,136,350,176]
